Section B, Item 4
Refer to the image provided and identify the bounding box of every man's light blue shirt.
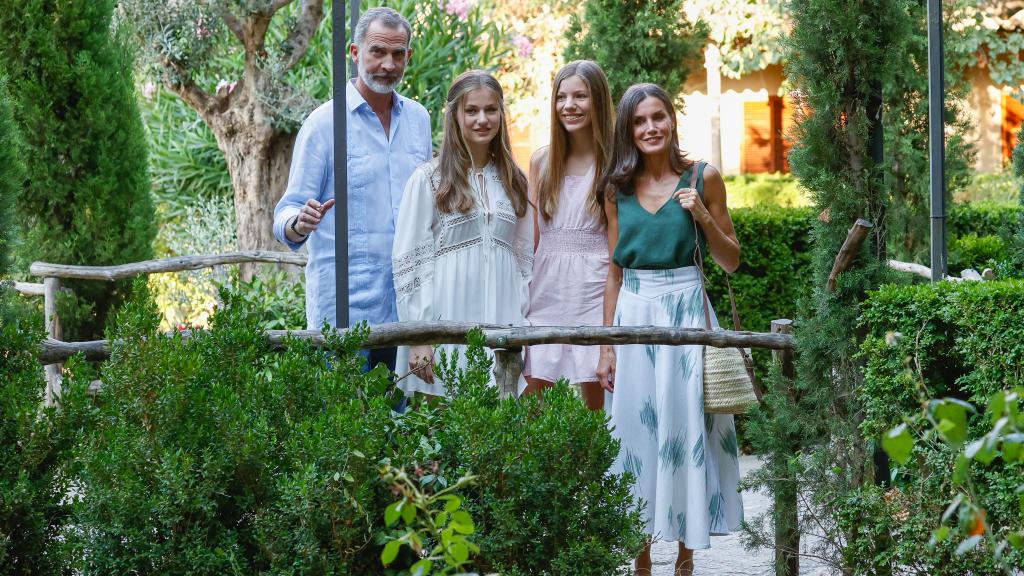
[273,81,433,330]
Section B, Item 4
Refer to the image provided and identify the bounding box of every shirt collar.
[346,79,405,114]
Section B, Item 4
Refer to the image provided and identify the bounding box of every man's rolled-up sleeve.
[274,120,329,251]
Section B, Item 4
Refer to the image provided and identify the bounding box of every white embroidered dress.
[392,159,534,397]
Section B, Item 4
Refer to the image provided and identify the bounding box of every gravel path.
[649,455,834,576]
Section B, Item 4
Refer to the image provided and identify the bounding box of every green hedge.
[12,283,644,574]
[712,203,1023,346]
[849,280,1024,573]
[948,201,1021,238]
[0,290,83,574]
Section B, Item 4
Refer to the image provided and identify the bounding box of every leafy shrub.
[948,234,1006,273]
[149,195,237,330]
[72,285,643,574]
[954,171,1021,204]
[724,173,811,208]
[705,206,816,375]
[948,202,1022,239]
[139,87,233,220]
[73,282,398,574]
[0,289,88,574]
[850,280,1024,573]
[431,343,647,575]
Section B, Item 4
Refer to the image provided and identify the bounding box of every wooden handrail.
[36,321,797,364]
[29,250,307,281]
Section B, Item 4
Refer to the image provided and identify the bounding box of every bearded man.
[273,7,432,371]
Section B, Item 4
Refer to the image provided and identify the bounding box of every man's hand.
[290,198,336,239]
[409,345,435,384]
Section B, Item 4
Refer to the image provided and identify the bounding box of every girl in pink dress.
[523,60,614,410]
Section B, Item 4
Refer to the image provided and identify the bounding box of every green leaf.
[1008,530,1024,549]
[955,535,982,555]
[450,540,470,564]
[451,510,475,534]
[384,501,401,527]
[930,525,950,547]
[882,423,914,465]
[401,501,417,524]
[933,399,972,447]
[381,540,401,566]
[966,437,998,465]
[435,511,449,526]
[410,558,433,576]
[989,391,1007,425]
[444,495,461,512]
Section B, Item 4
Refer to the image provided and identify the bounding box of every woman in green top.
[595,84,743,575]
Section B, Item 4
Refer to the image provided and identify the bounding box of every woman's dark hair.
[597,83,691,202]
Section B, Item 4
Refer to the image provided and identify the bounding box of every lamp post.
[332,0,360,328]
[927,0,947,281]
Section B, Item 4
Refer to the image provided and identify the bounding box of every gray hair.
[353,7,412,48]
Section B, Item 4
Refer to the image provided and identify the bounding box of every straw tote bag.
[686,162,762,414]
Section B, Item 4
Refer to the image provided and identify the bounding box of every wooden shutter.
[1004,93,1024,163]
[743,96,793,173]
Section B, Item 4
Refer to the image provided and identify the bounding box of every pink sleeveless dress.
[524,166,608,384]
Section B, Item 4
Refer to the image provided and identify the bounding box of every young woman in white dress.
[522,60,614,410]
[392,70,533,398]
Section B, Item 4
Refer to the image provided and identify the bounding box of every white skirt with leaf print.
[605,266,743,548]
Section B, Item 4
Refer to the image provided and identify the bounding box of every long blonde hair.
[536,60,614,221]
[434,70,528,217]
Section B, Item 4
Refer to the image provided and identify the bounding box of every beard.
[358,64,403,95]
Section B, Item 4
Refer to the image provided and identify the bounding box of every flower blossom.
[216,79,237,95]
[142,81,157,100]
[512,34,534,59]
[444,0,473,21]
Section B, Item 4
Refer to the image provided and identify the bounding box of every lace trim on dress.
[493,237,534,278]
[437,236,483,258]
[394,240,434,296]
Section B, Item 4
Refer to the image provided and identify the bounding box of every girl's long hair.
[435,70,528,217]
[536,60,614,221]
[598,83,692,202]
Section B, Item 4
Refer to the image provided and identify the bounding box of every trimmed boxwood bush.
[0,290,87,575]
[67,282,645,574]
[848,280,1024,573]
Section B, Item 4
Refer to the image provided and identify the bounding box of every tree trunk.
[215,121,297,280]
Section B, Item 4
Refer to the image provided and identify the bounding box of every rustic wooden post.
[827,219,873,293]
[492,346,523,400]
[43,277,63,405]
[771,319,799,576]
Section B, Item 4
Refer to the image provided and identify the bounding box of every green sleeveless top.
[612,162,706,270]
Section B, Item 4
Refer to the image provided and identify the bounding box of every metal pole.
[332,0,353,328]
[350,1,360,79]
[927,0,947,281]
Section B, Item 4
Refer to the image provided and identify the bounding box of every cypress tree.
[0,0,155,339]
[742,0,910,571]
[565,0,707,103]
[0,72,22,277]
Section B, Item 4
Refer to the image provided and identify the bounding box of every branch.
[36,322,797,364]
[30,251,308,281]
[217,6,247,45]
[826,218,873,293]
[270,0,296,15]
[280,0,326,70]
[161,56,213,117]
